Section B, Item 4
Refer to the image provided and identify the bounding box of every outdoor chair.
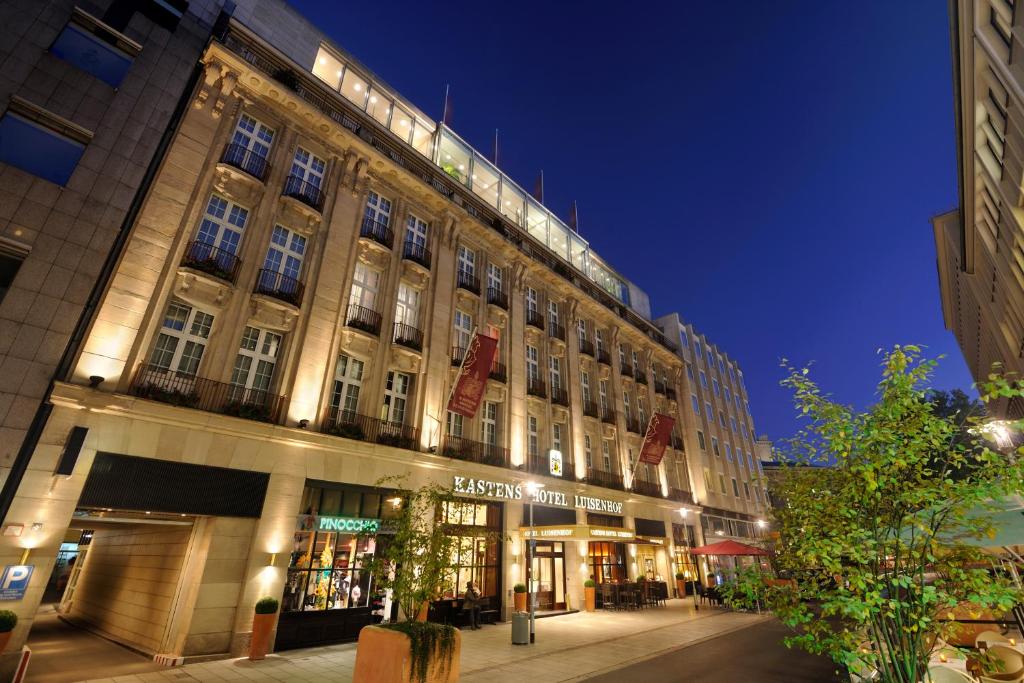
[600,584,615,611]
[977,630,1013,650]
[989,645,1024,675]
[979,671,1024,683]
[927,667,976,683]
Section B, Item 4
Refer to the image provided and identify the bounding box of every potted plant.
[513,583,527,612]
[0,611,16,652]
[675,571,687,598]
[583,579,596,612]
[355,479,466,683]
[248,597,278,660]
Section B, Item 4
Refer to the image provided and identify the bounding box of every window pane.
[411,119,435,157]
[471,155,499,208]
[340,69,368,108]
[526,199,548,244]
[438,131,471,185]
[548,220,570,260]
[390,105,414,143]
[312,47,343,89]
[499,180,525,225]
[51,22,133,88]
[366,87,392,126]
[0,113,86,186]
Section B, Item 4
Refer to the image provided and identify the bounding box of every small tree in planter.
[513,583,527,612]
[0,611,17,652]
[583,579,596,612]
[726,347,1024,683]
[354,479,464,683]
[248,597,278,660]
[674,571,688,598]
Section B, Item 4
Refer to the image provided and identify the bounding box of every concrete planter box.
[354,625,461,683]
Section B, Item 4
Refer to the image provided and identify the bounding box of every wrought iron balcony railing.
[489,361,507,383]
[457,270,480,295]
[360,216,393,248]
[601,408,616,425]
[441,435,510,469]
[255,268,304,307]
[526,452,573,479]
[129,364,284,423]
[526,309,545,330]
[632,479,663,498]
[550,385,569,406]
[221,142,269,181]
[392,322,423,351]
[282,174,325,211]
[323,408,420,451]
[586,468,625,492]
[582,400,599,418]
[346,303,382,336]
[596,348,611,365]
[578,338,594,357]
[402,240,431,269]
[668,488,695,504]
[451,346,465,367]
[548,322,566,342]
[181,240,241,283]
[620,362,633,378]
[527,376,547,399]
[486,286,508,309]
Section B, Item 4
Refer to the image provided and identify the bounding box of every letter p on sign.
[0,565,33,600]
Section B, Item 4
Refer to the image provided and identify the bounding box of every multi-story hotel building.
[934,0,1024,417]
[0,1,768,669]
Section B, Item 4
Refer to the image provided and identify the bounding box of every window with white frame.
[528,415,539,457]
[350,262,381,310]
[584,434,592,468]
[719,410,727,428]
[261,225,306,285]
[405,213,428,248]
[457,245,475,277]
[686,364,693,380]
[547,299,559,330]
[711,437,720,456]
[230,326,281,395]
[526,287,538,316]
[447,410,463,437]
[619,343,626,368]
[631,350,639,372]
[725,443,732,461]
[699,371,708,388]
[623,391,632,423]
[703,468,713,493]
[231,113,274,158]
[705,402,713,421]
[395,283,419,327]
[743,481,751,499]
[694,340,702,361]
[731,478,739,497]
[724,387,732,403]
[487,263,502,292]
[730,416,737,432]
[290,146,325,188]
[638,395,647,426]
[149,301,214,375]
[577,319,587,342]
[331,354,364,420]
[481,401,497,445]
[381,371,410,423]
[196,194,248,256]
[718,473,727,494]
[707,349,714,366]
[526,345,539,381]
[755,487,762,503]
[691,394,700,415]
[712,378,720,396]
[581,371,591,405]
[364,190,392,227]
[549,356,562,390]
[599,380,609,414]
[453,309,473,350]
[595,329,604,355]
[697,430,706,450]
[552,423,563,453]
[679,329,689,348]
[602,440,612,471]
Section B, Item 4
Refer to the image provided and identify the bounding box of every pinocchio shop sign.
[296,515,381,533]
[452,476,624,514]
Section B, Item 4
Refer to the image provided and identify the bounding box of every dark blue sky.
[287,0,971,441]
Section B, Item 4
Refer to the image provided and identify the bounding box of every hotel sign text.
[452,476,623,514]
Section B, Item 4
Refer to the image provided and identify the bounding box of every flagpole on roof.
[492,128,499,165]
[441,83,451,126]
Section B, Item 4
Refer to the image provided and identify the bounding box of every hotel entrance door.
[529,541,566,610]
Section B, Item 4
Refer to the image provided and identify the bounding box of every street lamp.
[525,480,544,644]
[679,507,698,612]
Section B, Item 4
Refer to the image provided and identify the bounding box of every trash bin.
[511,611,529,645]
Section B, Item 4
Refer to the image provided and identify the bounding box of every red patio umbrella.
[689,539,769,556]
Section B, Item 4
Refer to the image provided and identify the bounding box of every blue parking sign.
[0,565,33,601]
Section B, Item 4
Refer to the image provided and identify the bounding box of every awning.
[520,524,635,542]
[689,539,768,556]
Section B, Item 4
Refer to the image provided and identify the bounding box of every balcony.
[441,435,509,468]
[346,303,382,336]
[402,240,432,269]
[489,361,507,383]
[596,348,611,366]
[322,408,419,451]
[578,338,594,357]
[620,362,633,378]
[526,452,573,479]
[548,323,566,342]
[181,240,241,283]
[666,387,677,401]
[487,287,508,310]
[625,416,642,434]
[457,270,480,295]
[526,309,545,330]
[129,364,284,423]
[392,322,423,352]
[632,479,663,498]
[254,269,303,307]
[668,488,695,505]
[586,468,625,492]
[282,174,325,212]
[527,377,547,399]
[360,216,394,248]
[582,400,599,418]
[221,142,269,181]
[654,380,667,395]
[550,385,569,406]
[451,346,466,367]
[601,408,616,425]
[634,368,647,385]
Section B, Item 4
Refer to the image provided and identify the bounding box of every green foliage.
[513,583,527,593]
[718,566,771,610]
[0,610,16,633]
[741,347,1024,683]
[584,579,596,588]
[379,621,456,683]
[675,572,687,581]
[254,597,279,614]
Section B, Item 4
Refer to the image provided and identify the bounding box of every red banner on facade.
[638,413,675,465]
[447,333,498,418]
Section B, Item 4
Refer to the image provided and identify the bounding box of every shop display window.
[284,531,379,612]
[440,500,502,601]
[588,541,627,583]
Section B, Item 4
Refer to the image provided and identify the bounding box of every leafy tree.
[741,346,1024,683]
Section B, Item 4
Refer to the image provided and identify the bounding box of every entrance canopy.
[689,540,768,556]
[520,524,635,542]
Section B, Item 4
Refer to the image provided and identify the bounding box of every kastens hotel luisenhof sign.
[452,476,623,514]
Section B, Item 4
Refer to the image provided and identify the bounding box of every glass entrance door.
[529,541,566,610]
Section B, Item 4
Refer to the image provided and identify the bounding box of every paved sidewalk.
[75,601,768,683]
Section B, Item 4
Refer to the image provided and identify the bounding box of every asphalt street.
[587,618,846,682]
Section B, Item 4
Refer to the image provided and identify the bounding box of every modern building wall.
[0,0,771,667]
[936,0,1024,417]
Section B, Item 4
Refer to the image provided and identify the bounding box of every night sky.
[285,0,972,442]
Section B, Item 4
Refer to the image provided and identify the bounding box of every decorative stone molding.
[248,296,299,332]
[551,404,569,423]
[485,382,506,403]
[455,289,477,310]
[173,270,232,310]
[277,195,322,233]
[548,336,565,357]
[486,305,508,328]
[212,163,264,205]
[195,60,239,119]
[400,260,430,289]
[601,422,617,440]
[357,239,391,268]
[390,347,421,373]
[511,261,528,293]
[598,363,612,382]
[341,327,379,358]
[525,326,543,345]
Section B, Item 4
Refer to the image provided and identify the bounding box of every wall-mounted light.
[268,553,278,567]
[20,548,30,564]
[88,375,104,388]
[30,522,43,532]
[298,419,309,429]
